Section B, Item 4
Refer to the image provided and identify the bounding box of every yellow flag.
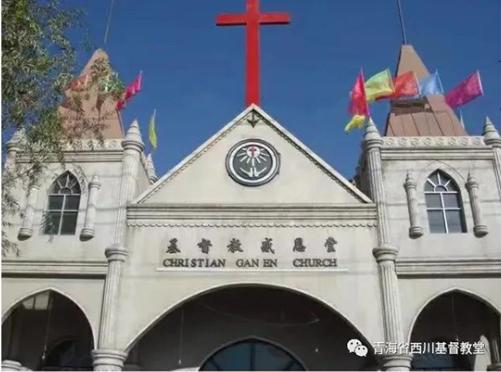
[365,69,394,102]
[148,109,157,150]
[344,114,366,133]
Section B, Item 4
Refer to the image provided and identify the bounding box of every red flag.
[445,71,483,108]
[349,71,369,116]
[116,99,126,110]
[124,72,143,100]
[117,71,143,110]
[377,71,419,100]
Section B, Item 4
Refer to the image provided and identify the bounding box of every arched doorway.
[410,291,501,371]
[126,285,377,370]
[200,338,305,371]
[2,290,94,370]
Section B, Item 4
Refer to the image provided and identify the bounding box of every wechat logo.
[347,338,368,357]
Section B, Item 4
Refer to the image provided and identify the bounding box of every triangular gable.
[134,105,371,205]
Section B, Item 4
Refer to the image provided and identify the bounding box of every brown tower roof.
[384,45,467,137]
[59,49,124,139]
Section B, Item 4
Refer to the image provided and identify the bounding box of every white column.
[466,173,488,237]
[404,173,423,238]
[80,175,101,240]
[363,119,411,371]
[93,120,143,371]
[483,117,501,199]
[4,130,23,172]
[18,183,40,240]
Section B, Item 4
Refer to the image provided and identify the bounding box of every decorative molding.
[396,257,501,277]
[128,221,377,228]
[62,139,124,151]
[1,259,108,277]
[382,136,486,148]
[127,203,378,222]
[17,152,124,164]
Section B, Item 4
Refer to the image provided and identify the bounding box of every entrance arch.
[2,290,94,370]
[409,290,501,371]
[125,285,377,370]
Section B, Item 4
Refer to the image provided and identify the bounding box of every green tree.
[2,0,123,255]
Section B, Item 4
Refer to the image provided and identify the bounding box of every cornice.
[16,139,124,164]
[395,257,501,277]
[127,203,378,222]
[381,148,494,161]
[128,221,377,228]
[2,259,108,278]
[382,136,485,148]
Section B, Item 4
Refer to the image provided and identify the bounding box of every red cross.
[216,0,290,107]
[248,146,258,157]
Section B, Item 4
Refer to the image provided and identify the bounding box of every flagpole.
[104,0,115,45]
[396,0,408,45]
[458,108,465,130]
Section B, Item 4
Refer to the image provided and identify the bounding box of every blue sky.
[71,0,500,179]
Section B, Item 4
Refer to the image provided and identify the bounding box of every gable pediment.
[134,105,370,205]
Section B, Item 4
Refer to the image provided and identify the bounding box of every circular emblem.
[226,139,280,186]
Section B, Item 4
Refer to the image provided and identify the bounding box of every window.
[425,171,466,233]
[44,172,80,235]
[200,339,305,371]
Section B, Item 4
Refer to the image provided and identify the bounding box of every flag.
[419,71,444,96]
[148,109,157,150]
[69,74,90,91]
[124,72,143,100]
[345,71,369,133]
[365,69,394,102]
[116,71,143,110]
[116,99,126,110]
[378,71,419,100]
[344,115,367,133]
[349,71,369,116]
[445,70,483,108]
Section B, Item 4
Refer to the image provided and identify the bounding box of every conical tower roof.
[385,45,467,137]
[58,49,124,139]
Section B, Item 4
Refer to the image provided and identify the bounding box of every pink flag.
[116,99,126,110]
[117,72,143,110]
[124,72,142,100]
[445,71,483,108]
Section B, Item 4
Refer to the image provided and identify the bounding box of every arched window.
[424,171,466,233]
[200,339,305,371]
[44,172,81,235]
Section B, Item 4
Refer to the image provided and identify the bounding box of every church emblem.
[226,139,280,186]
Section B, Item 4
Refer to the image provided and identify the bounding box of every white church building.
[2,45,501,371]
